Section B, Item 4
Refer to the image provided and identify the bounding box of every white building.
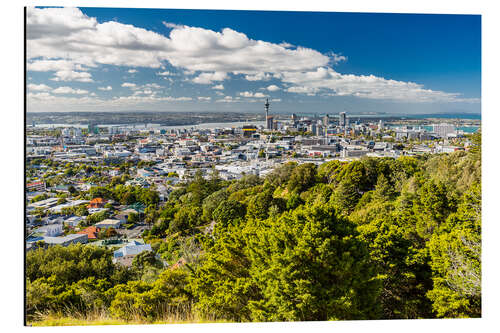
[433,123,456,138]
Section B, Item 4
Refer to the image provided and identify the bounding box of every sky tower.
[265,98,273,130]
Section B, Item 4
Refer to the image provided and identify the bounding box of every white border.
[2,1,499,332]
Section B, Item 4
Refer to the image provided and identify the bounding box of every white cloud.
[52,86,88,94]
[281,67,479,103]
[192,72,228,84]
[157,71,172,76]
[212,84,224,90]
[27,59,85,72]
[121,82,136,88]
[266,84,281,92]
[271,98,282,102]
[51,70,93,82]
[279,42,294,48]
[27,83,51,91]
[127,69,138,73]
[162,22,184,29]
[327,52,347,64]
[244,72,272,81]
[26,7,479,105]
[27,7,330,74]
[27,92,55,100]
[98,86,112,91]
[239,91,269,98]
[143,83,162,89]
[216,96,238,103]
[197,96,211,101]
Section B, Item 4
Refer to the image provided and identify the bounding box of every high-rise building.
[291,113,297,122]
[323,114,330,126]
[309,123,317,136]
[339,112,347,127]
[433,123,456,138]
[266,116,274,131]
[378,119,384,131]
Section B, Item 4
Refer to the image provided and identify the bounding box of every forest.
[26,133,481,323]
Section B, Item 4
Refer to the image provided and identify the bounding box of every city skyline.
[27,7,481,114]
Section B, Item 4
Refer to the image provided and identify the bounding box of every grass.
[29,315,226,326]
[27,308,228,327]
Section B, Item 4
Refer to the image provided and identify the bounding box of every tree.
[414,180,455,239]
[246,203,381,321]
[265,162,297,187]
[356,214,434,319]
[190,224,258,321]
[287,163,317,194]
[132,251,163,271]
[426,183,481,318]
[127,212,140,224]
[201,189,229,222]
[212,200,246,228]
[144,205,159,227]
[169,205,202,234]
[331,180,361,216]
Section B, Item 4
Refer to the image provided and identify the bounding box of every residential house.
[112,240,153,266]
[94,219,122,229]
[87,198,107,209]
[77,226,100,240]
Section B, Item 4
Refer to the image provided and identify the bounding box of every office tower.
[433,123,456,138]
[339,112,347,127]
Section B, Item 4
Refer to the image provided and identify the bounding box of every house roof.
[94,219,121,227]
[89,198,106,204]
[113,242,152,258]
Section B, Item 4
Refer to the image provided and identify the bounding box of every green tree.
[287,163,317,194]
[247,203,381,321]
[427,183,481,318]
[212,200,246,228]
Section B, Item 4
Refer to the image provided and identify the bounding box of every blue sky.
[26,7,481,114]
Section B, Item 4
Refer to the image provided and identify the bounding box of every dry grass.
[27,306,228,327]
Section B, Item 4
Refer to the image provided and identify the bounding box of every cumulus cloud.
[52,86,88,94]
[27,92,194,112]
[27,7,330,74]
[157,71,172,76]
[27,59,86,72]
[279,42,294,48]
[244,72,273,81]
[163,22,184,29]
[51,70,93,82]
[266,84,281,92]
[27,83,51,91]
[128,69,138,73]
[98,86,113,91]
[121,82,136,88]
[216,96,239,103]
[192,72,228,84]
[26,7,479,104]
[212,84,224,90]
[239,91,269,98]
[282,67,479,102]
[198,96,212,101]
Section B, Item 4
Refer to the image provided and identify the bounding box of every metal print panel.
[25,6,481,326]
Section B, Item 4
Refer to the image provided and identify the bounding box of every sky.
[26,7,481,115]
